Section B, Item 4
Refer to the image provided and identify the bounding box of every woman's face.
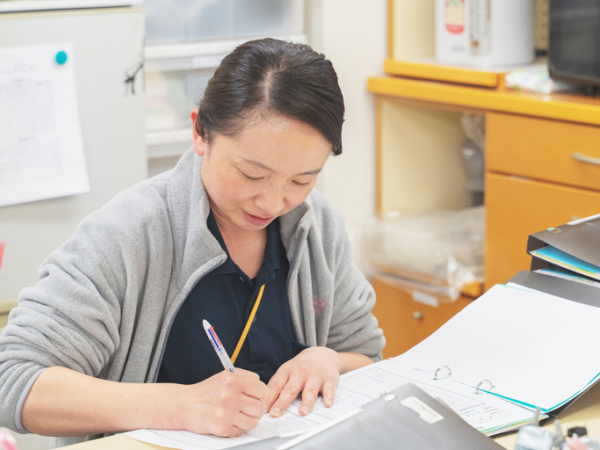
[191,110,332,233]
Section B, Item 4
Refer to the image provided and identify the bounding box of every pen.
[203,319,236,373]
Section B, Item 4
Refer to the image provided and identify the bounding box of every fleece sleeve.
[0,232,123,432]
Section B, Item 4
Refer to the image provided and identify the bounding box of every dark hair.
[196,38,345,155]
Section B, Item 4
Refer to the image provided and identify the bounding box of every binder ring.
[434,365,452,380]
[475,379,494,394]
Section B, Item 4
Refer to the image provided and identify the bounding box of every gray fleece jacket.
[0,148,384,447]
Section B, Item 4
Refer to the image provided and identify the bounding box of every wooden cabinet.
[369,0,600,356]
[485,170,600,289]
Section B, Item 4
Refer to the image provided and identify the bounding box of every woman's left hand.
[264,347,341,418]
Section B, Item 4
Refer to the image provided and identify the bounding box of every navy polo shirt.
[157,211,307,385]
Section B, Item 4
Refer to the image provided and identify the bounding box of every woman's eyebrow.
[241,158,274,172]
[241,158,322,176]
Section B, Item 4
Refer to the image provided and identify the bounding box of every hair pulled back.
[196,38,345,155]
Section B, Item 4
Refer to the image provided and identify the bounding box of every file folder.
[527,214,600,276]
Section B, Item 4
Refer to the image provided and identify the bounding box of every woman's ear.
[191,108,208,156]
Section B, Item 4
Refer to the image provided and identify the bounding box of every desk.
[61,382,600,449]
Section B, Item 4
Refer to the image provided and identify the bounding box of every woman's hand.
[264,349,375,418]
[264,347,342,418]
[177,369,269,437]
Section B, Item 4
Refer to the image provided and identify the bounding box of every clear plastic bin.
[145,68,215,132]
[234,0,302,37]
[145,0,235,44]
[145,0,304,44]
[360,207,485,301]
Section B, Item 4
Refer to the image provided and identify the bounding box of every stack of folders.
[528,213,600,286]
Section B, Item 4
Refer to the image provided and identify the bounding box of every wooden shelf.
[384,58,501,87]
[368,76,600,126]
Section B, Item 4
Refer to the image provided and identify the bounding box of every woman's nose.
[256,187,284,216]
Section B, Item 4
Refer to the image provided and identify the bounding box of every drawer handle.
[413,311,424,320]
[572,152,600,166]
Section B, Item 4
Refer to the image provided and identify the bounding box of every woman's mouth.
[243,210,273,227]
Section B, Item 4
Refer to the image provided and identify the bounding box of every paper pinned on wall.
[0,43,89,208]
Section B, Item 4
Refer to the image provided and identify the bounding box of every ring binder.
[476,379,494,394]
[434,365,452,380]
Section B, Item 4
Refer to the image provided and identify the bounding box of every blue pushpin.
[55,51,67,65]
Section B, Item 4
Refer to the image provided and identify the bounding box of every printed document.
[125,359,533,449]
[0,43,89,207]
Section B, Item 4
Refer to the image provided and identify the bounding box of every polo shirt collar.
[206,211,285,278]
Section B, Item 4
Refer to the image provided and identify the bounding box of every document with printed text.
[0,43,89,208]
[126,358,534,449]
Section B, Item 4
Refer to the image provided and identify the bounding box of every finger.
[214,423,246,438]
[235,368,261,379]
[298,379,322,416]
[321,380,336,408]
[239,396,268,419]
[269,377,304,418]
[265,370,289,411]
[239,377,269,400]
[232,412,261,432]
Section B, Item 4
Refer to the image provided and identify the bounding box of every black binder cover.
[234,383,503,450]
[509,271,600,308]
[527,215,600,271]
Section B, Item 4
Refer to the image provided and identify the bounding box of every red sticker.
[0,241,5,273]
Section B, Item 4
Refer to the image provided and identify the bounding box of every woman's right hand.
[177,369,269,437]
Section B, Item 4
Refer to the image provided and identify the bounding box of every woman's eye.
[242,172,262,181]
[293,180,311,186]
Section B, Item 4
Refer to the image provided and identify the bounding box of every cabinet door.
[485,173,600,289]
[372,277,472,358]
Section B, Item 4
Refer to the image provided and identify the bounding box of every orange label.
[445,0,465,34]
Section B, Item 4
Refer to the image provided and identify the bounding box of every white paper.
[125,358,535,449]
[0,43,89,207]
[394,284,600,411]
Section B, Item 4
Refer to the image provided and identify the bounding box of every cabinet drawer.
[372,277,472,358]
[485,173,600,289]
[487,112,600,191]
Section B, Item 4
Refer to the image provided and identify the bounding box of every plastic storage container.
[145,68,214,132]
[361,207,485,302]
[145,0,304,44]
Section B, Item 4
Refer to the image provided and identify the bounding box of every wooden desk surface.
[61,382,600,450]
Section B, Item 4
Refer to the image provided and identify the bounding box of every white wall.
[306,0,387,226]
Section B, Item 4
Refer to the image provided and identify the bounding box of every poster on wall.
[0,42,89,208]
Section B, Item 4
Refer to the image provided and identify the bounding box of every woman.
[0,38,384,447]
